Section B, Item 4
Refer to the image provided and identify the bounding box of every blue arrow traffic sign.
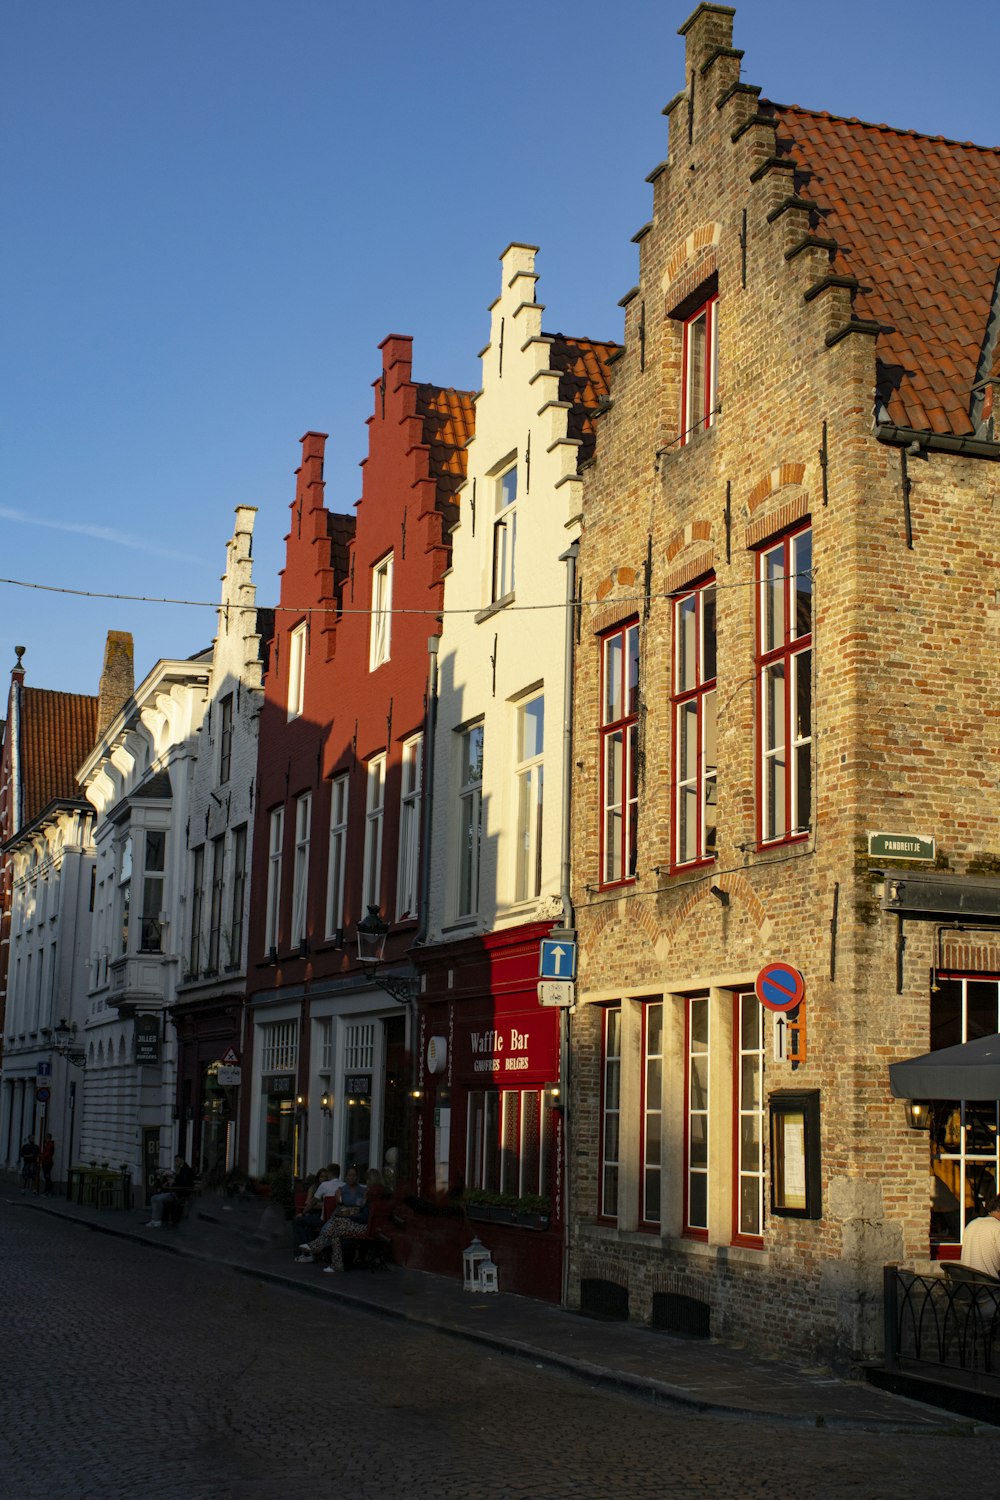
[540,938,577,982]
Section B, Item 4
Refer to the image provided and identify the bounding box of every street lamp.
[53,1019,86,1069]
[355,906,420,1005]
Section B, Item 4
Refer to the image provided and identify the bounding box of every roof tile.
[19,688,98,823]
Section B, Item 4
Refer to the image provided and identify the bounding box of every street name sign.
[868,832,934,862]
[540,938,577,981]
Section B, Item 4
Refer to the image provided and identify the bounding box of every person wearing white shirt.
[961,1191,1000,1280]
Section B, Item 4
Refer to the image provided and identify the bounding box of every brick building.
[567,4,1000,1366]
[242,340,472,1187]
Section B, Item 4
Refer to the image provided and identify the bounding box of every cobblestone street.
[2,1205,996,1500]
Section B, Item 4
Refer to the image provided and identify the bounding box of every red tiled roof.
[416,386,475,490]
[766,103,1000,436]
[19,688,98,823]
[545,336,621,464]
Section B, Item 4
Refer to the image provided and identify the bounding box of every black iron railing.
[884,1265,1000,1396]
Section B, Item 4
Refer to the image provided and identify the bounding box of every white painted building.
[172,506,269,1181]
[1,799,95,1176]
[78,655,210,1190]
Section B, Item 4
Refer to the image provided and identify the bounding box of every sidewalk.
[4,1183,977,1433]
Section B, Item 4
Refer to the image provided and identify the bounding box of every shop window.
[326,774,349,938]
[641,1003,663,1226]
[290,792,311,948]
[397,736,422,920]
[288,622,307,720]
[757,526,812,844]
[930,977,1000,1253]
[600,1006,622,1219]
[369,554,393,670]
[735,991,765,1243]
[466,1087,552,1198]
[264,806,284,954]
[680,293,718,444]
[672,579,717,866]
[457,723,484,918]
[362,757,385,912]
[514,694,544,902]
[492,464,518,601]
[685,995,709,1237]
[600,623,639,887]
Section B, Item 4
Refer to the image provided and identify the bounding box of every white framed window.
[187,846,203,972]
[369,554,393,670]
[680,293,718,444]
[139,831,166,954]
[344,1022,375,1071]
[642,1002,663,1225]
[218,693,233,783]
[514,694,544,902]
[287,621,307,720]
[673,579,718,866]
[396,735,422,920]
[466,1088,553,1199]
[325,774,349,938]
[600,1006,622,1219]
[600,623,639,886]
[757,526,812,844]
[362,755,386,911]
[735,991,765,1242]
[265,806,284,954]
[260,1018,298,1074]
[290,793,311,948]
[492,464,518,601]
[685,995,710,1236]
[229,824,247,968]
[207,833,225,970]
[118,834,133,955]
[457,723,484,918]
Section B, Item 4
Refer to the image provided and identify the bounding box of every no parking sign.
[755,962,806,1013]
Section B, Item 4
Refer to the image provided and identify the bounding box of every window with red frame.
[600,1006,622,1219]
[641,1002,663,1225]
[734,991,765,1243]
[600,623,639,886]
[757,526,812,844]
[673,579,717,866]
[681,294,718,444]
[685,995,709,1237]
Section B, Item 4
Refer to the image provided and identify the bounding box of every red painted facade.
[410,922,564,1303]
[242,338,472,1181]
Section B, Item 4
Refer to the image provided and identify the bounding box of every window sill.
[595,877,636,895]
[441,917,480,935]
[474,592,515,625]
[756,829,811,854]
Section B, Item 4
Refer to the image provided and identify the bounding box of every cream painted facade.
[79,657,210,1179]
[425,244,595,939]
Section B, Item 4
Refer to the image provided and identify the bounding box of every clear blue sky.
[2,0,996,697]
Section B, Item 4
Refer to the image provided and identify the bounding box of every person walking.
[39,1134,56,1196]
[19,1134,40,1193]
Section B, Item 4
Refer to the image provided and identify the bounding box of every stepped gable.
[545,336,620,464]
[19,688,98,822]
[765,102,1000,437]
[415,384,475,531]
[325,511,357,612]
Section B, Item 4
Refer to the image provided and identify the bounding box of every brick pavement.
[2,1178,986,1434]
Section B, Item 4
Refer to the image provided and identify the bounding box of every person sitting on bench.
[295,1165,368,1273]
[146,1157,196,1227]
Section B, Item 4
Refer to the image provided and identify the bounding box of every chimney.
[96,631,134,741]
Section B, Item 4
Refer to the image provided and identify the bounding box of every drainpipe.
[556,542,579,1308]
